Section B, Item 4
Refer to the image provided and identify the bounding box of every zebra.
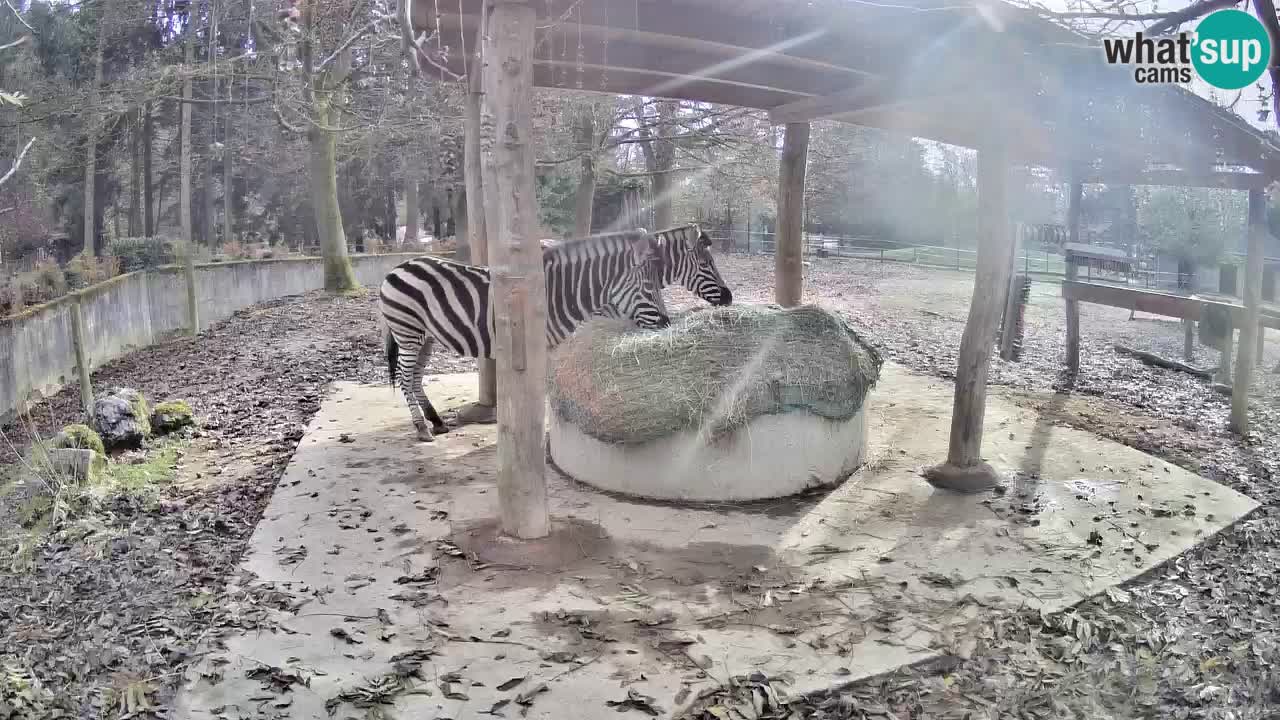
[650,223,733,307]
[378,229,673,442]
[543,223,733,312]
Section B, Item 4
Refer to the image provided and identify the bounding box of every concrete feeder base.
[548,407,869,503]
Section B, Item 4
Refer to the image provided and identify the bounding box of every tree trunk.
[204,151,217,249]
[309,97,358,292]
[573,108,595,236]
[129,110,142,237]
[453,185,469,261]
[223,83,234,247]
[82,8,108,256]
[180,38,195,252]
[403,79,420,246]
[384,177,397,243]
[143,102,154,237]
[775,122,809,307]
[633,99,677,231]
[404,179,420,245]
[484,0,549,540]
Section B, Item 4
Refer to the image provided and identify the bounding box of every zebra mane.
[542,229,651,265]
[653,223,703,249]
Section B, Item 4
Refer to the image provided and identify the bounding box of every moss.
[51,424,106,456]
[153,399,192,417]
[151,400,195,435]
[130,391,152,437]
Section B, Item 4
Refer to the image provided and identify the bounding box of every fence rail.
[705,228,1233,292]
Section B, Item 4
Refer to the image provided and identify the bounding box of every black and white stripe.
[378,229,670,442]
[546,223,733,313]
[651,223,733,307]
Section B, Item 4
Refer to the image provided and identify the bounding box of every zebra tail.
[385,328,399,388]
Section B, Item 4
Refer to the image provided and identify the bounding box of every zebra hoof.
[432,424,450,435]
[416,428,436,443]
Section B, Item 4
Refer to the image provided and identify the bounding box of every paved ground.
[171,363,1255,719]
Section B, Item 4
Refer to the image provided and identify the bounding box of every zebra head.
[610,230,670,329]
[658,224,733,306]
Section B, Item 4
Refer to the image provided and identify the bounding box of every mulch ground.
[2,255,1279,718]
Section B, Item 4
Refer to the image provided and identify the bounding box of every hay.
[548,304,883,446]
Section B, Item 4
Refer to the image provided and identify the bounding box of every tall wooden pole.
[1230,187,1267,434]
[457,0,498,424]
[1064,181,1083,375]
[482,0,549,539]
[775,122,809,307]
[923,143,1013,493]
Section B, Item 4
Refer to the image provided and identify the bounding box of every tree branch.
[0,137,35,188]
[1146,0,1241,35]
[273,103,307,134]
[3,0,33,32]
[1251,0,1280,128]
[0,34,27,52]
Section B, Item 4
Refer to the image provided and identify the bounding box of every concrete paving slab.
[173,363,1258,720]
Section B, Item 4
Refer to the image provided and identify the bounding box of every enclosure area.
[4,255,1278,717]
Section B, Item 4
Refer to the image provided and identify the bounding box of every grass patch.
[1,437,189,561]
[109,440,183,495]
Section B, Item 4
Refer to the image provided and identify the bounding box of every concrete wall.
[0,253,423,424]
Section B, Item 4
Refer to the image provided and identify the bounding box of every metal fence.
[0,246,52,278]
[705,228,1223,292]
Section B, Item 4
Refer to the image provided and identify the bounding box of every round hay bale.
[547,304,883,502]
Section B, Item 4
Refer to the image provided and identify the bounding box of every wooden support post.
[69,299,94,422]
[999,216,1025,361]
[482,0,549,540]
[774,122,809,307]
[1219,323,1234,385]
[1064,181,1083,375]
[923,143,1013,493]
[184,243,199,336]
[456,2,497,425]
[1230,187,1267,434]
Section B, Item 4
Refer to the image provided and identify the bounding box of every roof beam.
[422,48,818,107]
[416,0,895,77]
[1079,170,1273,189]
[435,12,875,80]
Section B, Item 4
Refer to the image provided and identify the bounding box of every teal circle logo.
[1192,9,1272,90]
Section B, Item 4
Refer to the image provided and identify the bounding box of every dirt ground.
[2,254,1279,718]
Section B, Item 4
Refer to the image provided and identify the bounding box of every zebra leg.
[396,335,436,442]
[412,339,449,435]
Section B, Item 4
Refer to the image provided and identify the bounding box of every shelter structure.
[402,0,1280,536]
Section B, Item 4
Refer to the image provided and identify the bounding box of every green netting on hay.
[548,304,884,446]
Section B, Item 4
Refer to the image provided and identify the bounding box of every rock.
[93,387,152,451]
[50,423,106,456]
[151,400,195,435]
[41,448,107,485]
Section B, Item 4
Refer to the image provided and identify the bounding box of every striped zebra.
[379,229,672,442]
[544,223,733,311]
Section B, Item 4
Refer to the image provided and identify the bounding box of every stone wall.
[0,253,423,424]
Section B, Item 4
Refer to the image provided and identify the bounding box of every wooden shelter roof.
[404,0,1280,184]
